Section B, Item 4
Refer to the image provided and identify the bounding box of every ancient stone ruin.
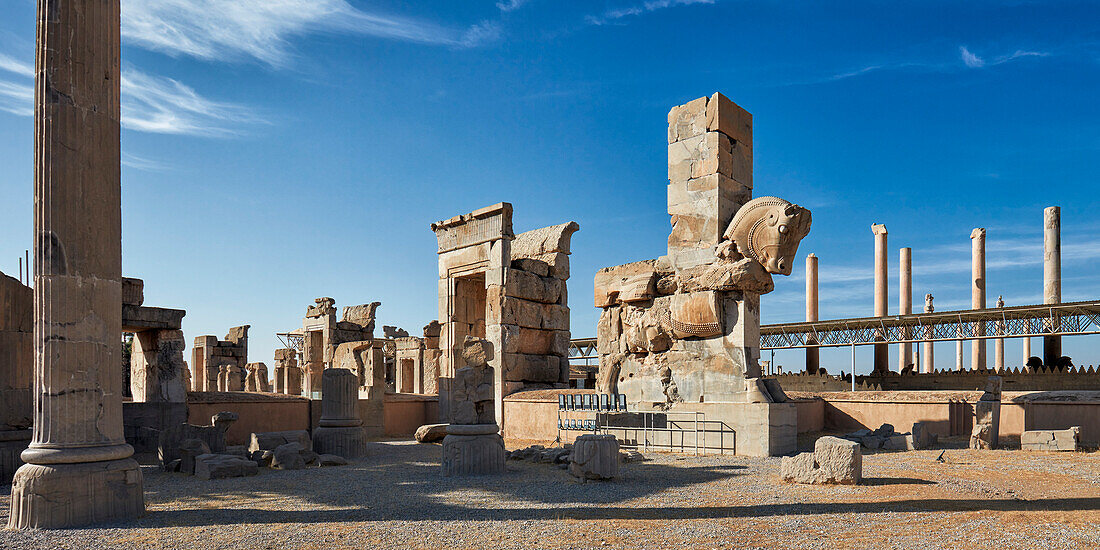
[393,321,442,394]
[124,277,188,403]
[432,203,578,428]
[781,436,862,485]
[313,368,368,459]
[970,376,1002,449]
[191,326,250,392]
[8,0,146,527]
[0,270,31,484]
[594,93,811,456]
[300,298,379,395]
[441,337,505,476]
[272,348,301,395]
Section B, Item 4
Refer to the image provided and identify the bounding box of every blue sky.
[1,0,1098,375]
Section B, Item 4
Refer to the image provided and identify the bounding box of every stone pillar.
[871,224,888,372]
[129,330,186,403]
[994,296,1005,371]
[313,368,367,459]
[956,327,965,371]
[1022,337,1031,366]
[9,0,144,528]
[666,92,753,271]
[971,228,987,370]
[1043,206,1061,366]
[898,248,912,371]
[922,294,934,373]
[441,337,504,476]
[805,253,819,374]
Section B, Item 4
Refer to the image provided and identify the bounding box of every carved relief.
[723,196,812,276]
[669,291,722,339]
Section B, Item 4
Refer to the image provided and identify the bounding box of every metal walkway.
[760,300,1100,350]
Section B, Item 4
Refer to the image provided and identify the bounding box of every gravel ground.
[1,438,1098,550]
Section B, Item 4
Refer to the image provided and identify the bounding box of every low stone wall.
[383,394,439,437]
[773,367,1100,393]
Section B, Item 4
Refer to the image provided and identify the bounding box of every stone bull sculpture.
[722,196,812,276]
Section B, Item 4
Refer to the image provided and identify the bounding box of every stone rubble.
[1021,427,1080,451]
[842,422,937,451]
[781,436,862,485]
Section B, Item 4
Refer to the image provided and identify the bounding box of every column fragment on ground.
[9,0,144,528]
[1043,206,1061,366]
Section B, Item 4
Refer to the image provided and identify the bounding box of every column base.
[441,424,505,476]
[313,426,367,459]
[8,458,145,529]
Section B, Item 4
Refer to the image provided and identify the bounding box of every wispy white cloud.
[0,51,261,136]
[585,0,715,26]
[496,0,530,12]
[960,46,985,68]
[122,152,171,172]
[121,0,500,66]
[121,67,264,136]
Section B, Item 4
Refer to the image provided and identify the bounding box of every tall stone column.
[898,248,912,371]
[805,253,819,374]
[922,294,934,373]
[871,224,888,372]
[1022,337,1031,366]
[971,228,987,370]
[9,0,144,529]
[1043,206,1061,366]
[994,296,1005,371]
[956,327,965,371]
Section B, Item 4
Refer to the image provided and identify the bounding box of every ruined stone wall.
[0,271,32,482]
[773,366,1100,393]
[191,325,250,392]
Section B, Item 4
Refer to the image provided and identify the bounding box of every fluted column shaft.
[1043,207,1061,366]
[971,228,986,370]
[871,224,888,372]
[805,253,819,374]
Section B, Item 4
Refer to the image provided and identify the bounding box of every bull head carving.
[723,196,812,276]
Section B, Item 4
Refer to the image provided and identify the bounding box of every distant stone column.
[805,253,819,374]
[1043,206,1061,366]
[994,296,1005,371]
[898,248,912,371]
[9,0,144,529]
[871,224,888,372]
[956,326,965,371]
[313,368,367,459]
[922,294,934,373]
[971,228,987,370]
[1022,337,1031,366]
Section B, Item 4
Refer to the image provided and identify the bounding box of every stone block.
[272,442,307,470]
[911,422,936,450]
[570,434,620,480]
[1021,427,1080,452]
[781,436,861,485]
[121,277,144,306]
[705,92,753,148]
[441,424,505,476]
[249,430,312,454]
[179,438,211,475]
[415,423,448,443]
[512,258,549,277]
[510,222,580,259]
[505,268,562,304]
[667,95,708,143]
[504,353,560,383]
[594,260,657,308]
[194,453,259,480]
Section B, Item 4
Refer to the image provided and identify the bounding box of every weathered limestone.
[300,298,378,395]
[7,0,147,529]
[569,434,620,480]
[273,348,298,394]
[0,271,32,484]
[244,362,271,392]
[805,254,819,374]
[312,368,367,459]
[872,224,888,373]
[899,247,912,371]
[594,94,809,457]
[333,340,385,437]
[971,228,987,370]
[394,322,442,395]
[433,203,578,428]
[191,326,250,392]
[1043,206,1061,366]
[414,423,448,443]
[1020,427,1079,451]
[781,436,861,485]
[248,430,312,454]
[923,294,935,373]
[130,328,187,402]
[441,337,505,476]
[970,376,1002,450]
[193,453,258,480]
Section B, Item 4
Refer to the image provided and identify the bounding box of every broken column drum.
[312,368,367,459]
[9,0,145,528]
